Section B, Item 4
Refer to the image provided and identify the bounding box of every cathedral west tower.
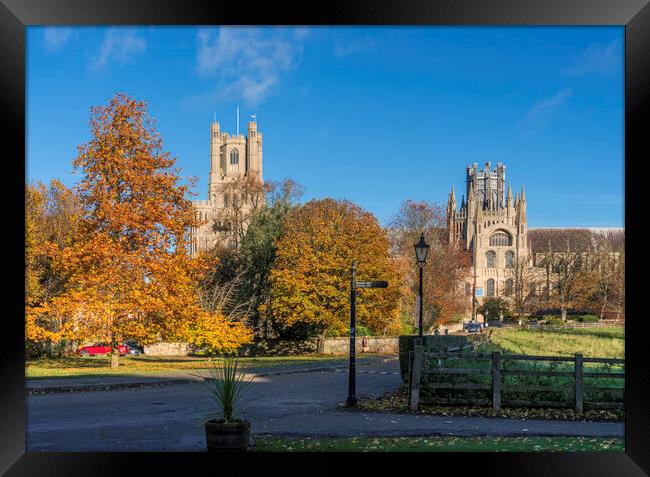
[191,116,263,255]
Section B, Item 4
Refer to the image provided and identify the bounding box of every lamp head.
[414,233,430,267]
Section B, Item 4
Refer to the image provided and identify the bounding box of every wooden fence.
[407,339,624,412]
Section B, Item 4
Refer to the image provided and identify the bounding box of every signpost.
[346,261,388,407]
[355,281,388,289]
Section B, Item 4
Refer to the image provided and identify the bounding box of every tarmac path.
[26,360,623,451]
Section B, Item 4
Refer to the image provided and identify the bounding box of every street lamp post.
[347,261,358,407]
[414,233,430,338]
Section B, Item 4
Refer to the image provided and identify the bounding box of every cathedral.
[190,116,264,255]
[447,162,528,308]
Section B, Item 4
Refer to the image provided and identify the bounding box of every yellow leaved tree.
[263,198,402,339]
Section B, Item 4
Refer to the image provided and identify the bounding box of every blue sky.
[27,26,624,227]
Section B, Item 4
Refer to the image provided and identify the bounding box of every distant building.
[447,162,528,303]
[191,117,263,255]
[447,162,623,317]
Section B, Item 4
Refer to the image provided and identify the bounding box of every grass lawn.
[254,436,624,452]
[26,354,387,379]
[483,326,624,359]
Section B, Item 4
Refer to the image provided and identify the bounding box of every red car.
[77,342,129,356]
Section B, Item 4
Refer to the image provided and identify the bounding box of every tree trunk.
[561,306,567,322]
[600,291,608,320]
[110,349,119,368]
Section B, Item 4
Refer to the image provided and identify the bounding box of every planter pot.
[205,419,251,452]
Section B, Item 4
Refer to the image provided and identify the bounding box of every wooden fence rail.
[408,348,624,412]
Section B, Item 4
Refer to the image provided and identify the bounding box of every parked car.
[125,340,144,355]
[77,342,129,357]
[465,322,484,333]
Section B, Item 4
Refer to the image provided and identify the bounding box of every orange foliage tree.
[389,200,471,329]
[25,180,83,349]
[262,198,402,339]
[26,94,252,365]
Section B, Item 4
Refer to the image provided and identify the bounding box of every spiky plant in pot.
[202,358,254,451]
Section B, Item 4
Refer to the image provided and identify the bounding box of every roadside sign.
[475,287,484,297]
[348,263,389,408]
[356,280,388,289]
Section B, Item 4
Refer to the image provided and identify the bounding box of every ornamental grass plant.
[202,358,254,422]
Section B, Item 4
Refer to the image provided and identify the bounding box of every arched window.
[489,231,512,246]
[486,250,496,268]
[504,279,513,296]
[230,149,239,165]
[505,250,514,268]
[487,279,495,297]
[224,194,229,207]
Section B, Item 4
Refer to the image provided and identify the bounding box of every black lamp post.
[414,233,430,338]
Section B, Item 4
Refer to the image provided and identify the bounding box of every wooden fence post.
[409,341,424,412]
[491,351,501,411]
[574,353,584,413]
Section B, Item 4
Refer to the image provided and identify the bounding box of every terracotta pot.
[205,419,251,452]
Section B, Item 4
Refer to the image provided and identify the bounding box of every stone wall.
[319,337,399,355]
[143,342,191,356]
[238,339,319,357]
[432,322,465,334]
[142,337,399,357]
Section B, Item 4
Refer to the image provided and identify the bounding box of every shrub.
[575,314,599,323]
[478,297,512,321]
[542,315,564,326]
[355,325,375,337]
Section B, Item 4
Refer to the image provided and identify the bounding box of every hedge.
[574,314,599,323]
[398,334,488,382]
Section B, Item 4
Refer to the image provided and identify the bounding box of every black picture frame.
[1,0,647,475]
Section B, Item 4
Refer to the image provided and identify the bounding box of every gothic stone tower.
[447,162,528,306]
[191,117,263,255]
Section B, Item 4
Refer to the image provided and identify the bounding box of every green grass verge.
[407,327,625,406]
[26,354,388,379]
[484,327,624,359]
[254,436,624,452]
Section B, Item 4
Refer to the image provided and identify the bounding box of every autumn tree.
[25,180,83,354]
[197,178,304,338]
[509,255,538,319]
[26,180,82,306]
[388,200,471,330]
[263,198,402,339]
[611,247,625,320]
[549,238,597,321]
[28,94,252,366]
[237,179,304,336]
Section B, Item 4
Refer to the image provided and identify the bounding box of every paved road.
[26,361,623,451]
[26,356,394,393]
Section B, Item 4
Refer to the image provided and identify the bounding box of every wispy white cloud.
[333,36,375,58]
[43,28,73,53]
[90,28,146,70]
[293,27,311,40]
[564,38,622,77]
[524,89,573,129]
[192,27,304,106]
